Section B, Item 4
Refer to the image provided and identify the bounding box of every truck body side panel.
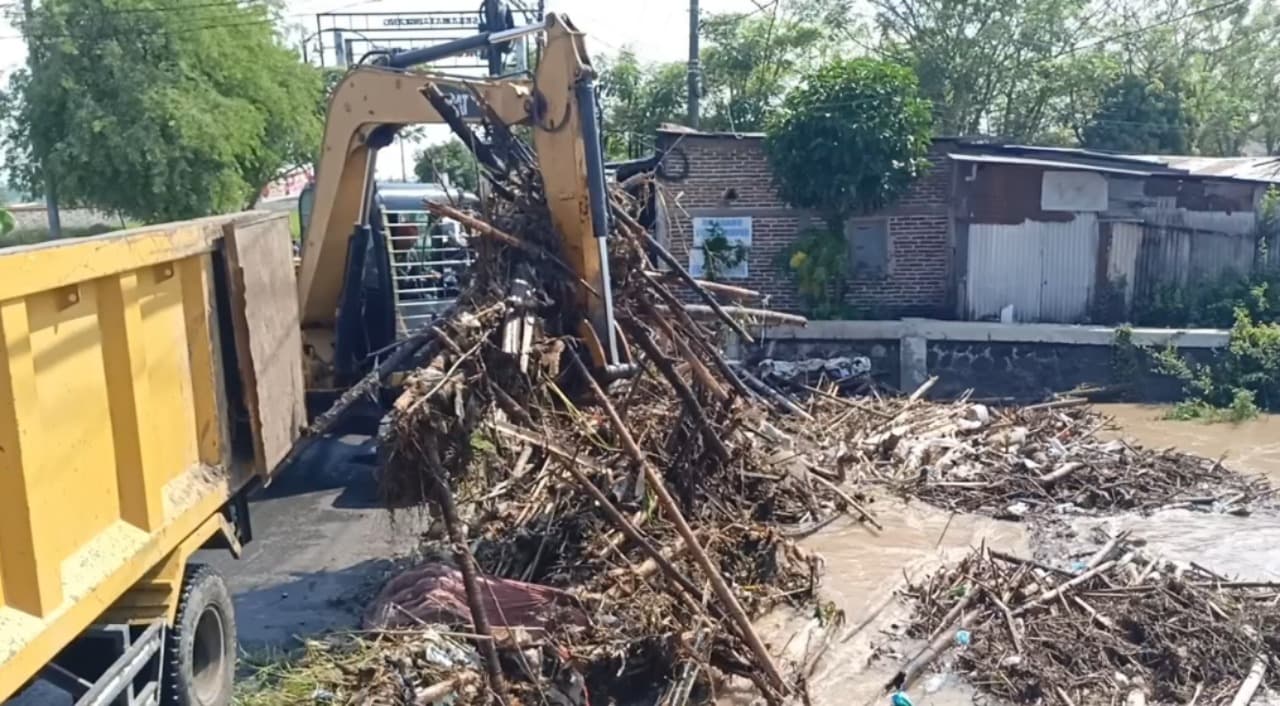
[0,213,293,700]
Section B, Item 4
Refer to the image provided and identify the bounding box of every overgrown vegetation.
[764,57,930,319]
[1133,270,1280,328]
[1109,325,1143,384]
[1153,309,1280,421]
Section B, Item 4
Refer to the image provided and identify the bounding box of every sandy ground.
[7,434,425,704]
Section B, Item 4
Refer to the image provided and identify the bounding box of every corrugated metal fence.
[966,217,1266,323]
[1108,223,1258,307]
[965,215,1098,323]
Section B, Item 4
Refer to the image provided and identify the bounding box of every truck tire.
[164,564,236,706]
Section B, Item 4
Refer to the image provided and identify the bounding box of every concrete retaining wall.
[751,319,1227,401]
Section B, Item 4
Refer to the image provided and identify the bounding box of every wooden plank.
[222,214,306,478]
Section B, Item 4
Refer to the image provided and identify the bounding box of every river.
[737,404,1280,706]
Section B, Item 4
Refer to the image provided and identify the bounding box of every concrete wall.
[754,319,1228,401]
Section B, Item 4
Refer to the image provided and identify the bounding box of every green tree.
[765,58,932,230]
[873,0,1090,139]
[0,0,322,223]
[413,140,481,192]
[1081,74,1192,153]
[597,49,685,160]
[699,0,850,132]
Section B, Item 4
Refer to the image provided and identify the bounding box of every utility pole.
[22,0,61,237]
[687,0,700,128]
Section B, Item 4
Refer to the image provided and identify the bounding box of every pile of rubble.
[894,537,1280,705]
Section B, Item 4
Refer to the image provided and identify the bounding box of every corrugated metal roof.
[1129,155,1280,183]
[948,152,1156,176]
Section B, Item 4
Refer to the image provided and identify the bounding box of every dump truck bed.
[0,212,305,700]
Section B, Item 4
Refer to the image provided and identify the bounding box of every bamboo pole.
[569,352,788,696]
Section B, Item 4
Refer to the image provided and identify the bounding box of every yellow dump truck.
[0,212,306,705]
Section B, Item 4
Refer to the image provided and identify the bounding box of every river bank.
[767,403,1280,706]
[231,401,1280,706]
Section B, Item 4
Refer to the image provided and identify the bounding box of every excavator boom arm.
[296,13,627,384]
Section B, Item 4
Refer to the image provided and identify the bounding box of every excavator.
[0,14,636,706]
[296,11,633,406]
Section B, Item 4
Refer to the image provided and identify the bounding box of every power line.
[1052,0,1249,58]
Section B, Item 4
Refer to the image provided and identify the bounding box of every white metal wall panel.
[1039,214,1098,322]
[1108,222,1144,309]
[966,224,1043,321]
[1042,171,1108,212]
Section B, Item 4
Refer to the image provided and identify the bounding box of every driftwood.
[902,539,1280,705]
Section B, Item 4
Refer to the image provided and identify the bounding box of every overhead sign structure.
[310,4,543,73]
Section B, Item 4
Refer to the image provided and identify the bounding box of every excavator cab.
[298,180,478,350]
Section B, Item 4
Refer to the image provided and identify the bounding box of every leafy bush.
[777,228,852,319]
[1155,307,1280,419]
[1133,270,1280,328]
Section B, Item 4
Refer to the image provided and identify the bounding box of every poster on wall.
[689,216,752,279]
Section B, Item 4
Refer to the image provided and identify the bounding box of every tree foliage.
[599,0,1280,157]
[765,58,932,228]
[413,140,481,192]
[598,0,851,157]
[1082,74,1192,153]
[0,0,323,223]
[597,49,686,160]
[873,0,1090,140]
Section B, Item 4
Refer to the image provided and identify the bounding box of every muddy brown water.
[1096,403,1280,485]
[732,405,1280,706]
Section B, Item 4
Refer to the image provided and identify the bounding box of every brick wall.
[655,130,955,317]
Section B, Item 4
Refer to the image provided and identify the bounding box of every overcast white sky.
[0,0,764,183]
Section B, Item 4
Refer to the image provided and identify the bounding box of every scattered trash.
[953,629,971,647]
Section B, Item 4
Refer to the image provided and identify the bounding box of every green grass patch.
[1162,388,1260,423]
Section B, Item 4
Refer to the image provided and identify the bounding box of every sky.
[0,0,765,184]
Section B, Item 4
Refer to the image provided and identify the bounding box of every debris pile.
[794,393,1270,518]
[894,538,1280,705]
[363,93,860,706]
[236,631,487,706]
